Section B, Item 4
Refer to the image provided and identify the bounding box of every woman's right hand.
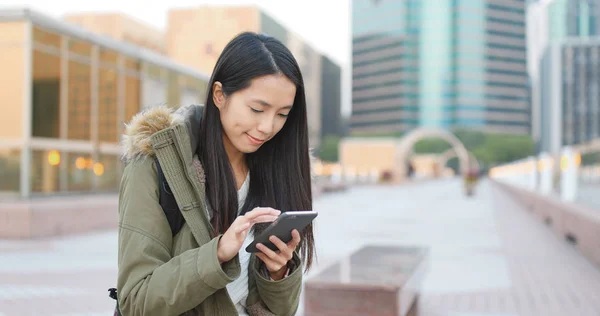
[217,207,280,263]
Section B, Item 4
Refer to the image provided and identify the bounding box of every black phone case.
[245,211,317,253]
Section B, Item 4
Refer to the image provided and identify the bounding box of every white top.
[226,173,252,315]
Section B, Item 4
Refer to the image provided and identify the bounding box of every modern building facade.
[350,0,530,136]
[320,55,343,138]
[547,0,600,40]
[540,38,600,154]
[166,5,333,148]
[527,0,550,148]
[0,8,209,198]
[63,12,167,55]
[528,0,600,152]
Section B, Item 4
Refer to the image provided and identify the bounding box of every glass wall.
[141,62,168,109]
[13,22,210,197]
[67,59,92,140]
[32,49,61,138]
[66,152,94,192]
[0,149,21,192]
[30,149,61,193]
[98,48,120,143]
[124,56,141,133]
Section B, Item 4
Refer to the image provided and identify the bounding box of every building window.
[68,60,91,140]
[32,50,61,138]
[0,149,20,192]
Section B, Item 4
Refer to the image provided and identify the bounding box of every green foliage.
[350,131,405,138]
[582,152,600,165]
[413,138,452,154]
[317,135,341,162]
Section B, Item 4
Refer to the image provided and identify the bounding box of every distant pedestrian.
[113,32,316,316]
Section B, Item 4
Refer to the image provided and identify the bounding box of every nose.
[256,114,275,136]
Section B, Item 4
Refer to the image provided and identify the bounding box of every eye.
[278,113,289,118]
[250,107,263,113]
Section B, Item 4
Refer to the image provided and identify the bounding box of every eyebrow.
[252,99,293,109]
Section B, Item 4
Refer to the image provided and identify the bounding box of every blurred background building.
[0,9,210,198]
[350,0,530,136]
[533,0,600,153]
[540,38,600,154]
[0,6,342,198]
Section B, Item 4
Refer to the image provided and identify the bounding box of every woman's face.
[213,74,296,154]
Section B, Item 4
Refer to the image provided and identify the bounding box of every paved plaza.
[1,179,600,315]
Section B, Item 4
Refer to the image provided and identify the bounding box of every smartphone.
[245,210,318,253]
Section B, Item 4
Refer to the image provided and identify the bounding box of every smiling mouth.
[246,133,265,145]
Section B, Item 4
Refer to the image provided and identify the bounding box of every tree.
[413,138,452,154]
[317,135,341,162]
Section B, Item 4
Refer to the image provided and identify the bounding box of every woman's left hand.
[256,229,301,281]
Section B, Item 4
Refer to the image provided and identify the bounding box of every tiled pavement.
[1,179,600,315]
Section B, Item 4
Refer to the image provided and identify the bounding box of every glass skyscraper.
[351,0,529,135]
[537,0,600,154]
[548,0,600,40]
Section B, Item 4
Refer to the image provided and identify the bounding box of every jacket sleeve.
[117,158,240,316]
[246,253,303,316]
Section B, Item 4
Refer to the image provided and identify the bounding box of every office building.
[320,55,343,137]
[0,8,209,198]
[531,0,600,153]
[351,0,529,135]
[540,39,600,154]
[527,0,550,149]
[547,0,600,40]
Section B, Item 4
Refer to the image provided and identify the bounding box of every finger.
[245,207,280,219]
[269,235,293,260]
[233,222,250,234]
[256,253,284,272]
[287,229,301,249]
[255,252,275,266]
[250,215,279,224]
[257,243,287,266]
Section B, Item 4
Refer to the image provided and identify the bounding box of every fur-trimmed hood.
[121,104,204,162]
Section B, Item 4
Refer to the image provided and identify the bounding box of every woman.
[117,32,315,316]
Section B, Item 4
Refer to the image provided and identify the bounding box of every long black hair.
[198,32,315,271]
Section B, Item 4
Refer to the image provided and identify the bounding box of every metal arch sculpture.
[395,128,471,177]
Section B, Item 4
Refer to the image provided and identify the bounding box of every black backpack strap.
[154,156,185,236]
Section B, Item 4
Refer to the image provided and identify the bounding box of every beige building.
[339,138,401,180]
[167,6,262,75]
[63,12,167,54]
[339,138,450,182]
[0,8,209,198]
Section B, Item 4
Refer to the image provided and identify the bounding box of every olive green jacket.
[117,105,303,316]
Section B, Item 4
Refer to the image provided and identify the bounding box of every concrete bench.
[304,245,430,316]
